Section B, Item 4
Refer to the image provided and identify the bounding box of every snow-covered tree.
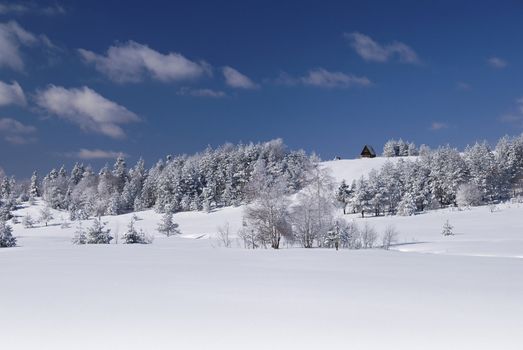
[368,169,385,216]
[216,222,232,248]
[397,139,409,157]
[86,218,113,244]
[381,225,398,250]
[339,220,360,249]
[0,220,16,247]
[324,220,341,250]
[22,214,35,228]
[456,183,482,207]
[0,176,12,201]
[122,216,151,244]
[295,161,335,247]
[120,158,146,213]
[428,146,467,206]
[360,222,377,248]
[72,222,87,245]
[352,176,372,217]
[30,171,40,198]
[397,192,416,216]
[335,180,352,214]
[442,220,454,236]
[0,202,11,221]
[39,205,54,226]
[157,212,181,237]
[407,142,418,156]
[383,140,397,157]
[42,167,68,209]
[464,142,496,202]
[244,175,292,249]
[418,144,431,156]
[112,156,128,193]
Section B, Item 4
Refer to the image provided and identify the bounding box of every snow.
[321,156,415,183]
[2,157,523,349]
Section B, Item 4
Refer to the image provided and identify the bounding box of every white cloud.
[65,149,128,160]
[177,87,226,98]
[345,32,419,64]
[499,97,523,126]
[456,81,471,91]
[274,68,371,88]
[517,98,523,114]
[0,80,26,106]
[222,66,258,89]
[0,20,54,71]
[0,3,65,15]
[0,117,37,144]
[487,56,507,69]
[430,122,449,131]
[35,85,140,139]
[79,41,211,83]
[499,114,521,123]
[301,68,371,88]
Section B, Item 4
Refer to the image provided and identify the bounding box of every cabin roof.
[361,145,376,156]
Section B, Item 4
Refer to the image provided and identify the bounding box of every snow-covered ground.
[322,156,412,183]
[2,157,523,349]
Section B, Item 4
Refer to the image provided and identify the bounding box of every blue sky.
[1,0,523,177]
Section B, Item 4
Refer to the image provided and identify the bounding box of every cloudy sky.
[1,0,523,177]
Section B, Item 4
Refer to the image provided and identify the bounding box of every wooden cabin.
[360,145,376,158]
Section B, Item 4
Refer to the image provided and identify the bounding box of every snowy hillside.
[321,156,414,184]
[2,157,523,350]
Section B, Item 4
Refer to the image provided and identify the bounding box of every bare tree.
[291,192,317,248]
[244,176,292,249]
[238,226,258,249]
[306,159,335,246]
[217,222,232,248]
[381,225,398,250]
[39,205,54,226]
[361,222,377,248]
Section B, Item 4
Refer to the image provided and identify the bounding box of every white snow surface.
[1,157,523,349]
[322,156,414,183]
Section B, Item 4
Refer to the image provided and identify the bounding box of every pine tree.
[86,218,113,244]
[72,222,87,244]
[122,216,150,244]
[30,171,40,198]
[0,220,16,247]
[335,180,351,214]
[157,212,181,237]
[397,139,409,157]
[69,163,85,186]
[353,176,372,217]
[120,158,146,212]
[0,203,11,221]
[0,176,11,201]
[407,142,419,156]
[397,192,417,216]
[22,214,35,228]
[324,221,340,250]
[442,220,454,236]
[112,156,128,193]
[383,140,397,157]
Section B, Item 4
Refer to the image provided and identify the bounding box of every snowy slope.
[321,156,415,184]
[2,157,523,350]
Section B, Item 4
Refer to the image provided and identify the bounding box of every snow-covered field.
[2,157,523,349]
